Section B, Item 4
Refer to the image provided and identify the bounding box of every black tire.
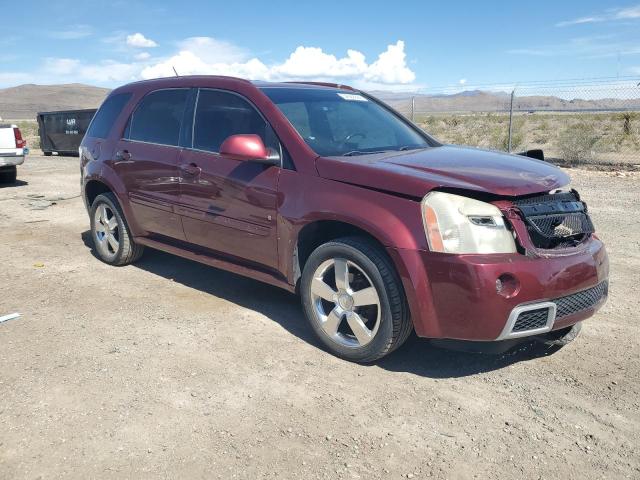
[43,152,52,156]
[300,236,412,362]
[90,192,144,266]
[0,166,17,184]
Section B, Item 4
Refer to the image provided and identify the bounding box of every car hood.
[315,145,570,198]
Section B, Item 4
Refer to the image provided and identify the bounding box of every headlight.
[421,191,516,254]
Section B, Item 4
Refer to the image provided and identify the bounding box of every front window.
[261,87,431,156]
[193,89,280,154]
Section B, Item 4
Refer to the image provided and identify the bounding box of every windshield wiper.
[398,145,428,151]
[342,150,392,156]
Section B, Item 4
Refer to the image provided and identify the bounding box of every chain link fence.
[385,78,640,167]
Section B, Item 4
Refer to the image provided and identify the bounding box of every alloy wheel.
[309,258,381,347]
[94,203,120,258]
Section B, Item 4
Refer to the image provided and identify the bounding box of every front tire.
[300,237,412,362]
[90,193,144,265]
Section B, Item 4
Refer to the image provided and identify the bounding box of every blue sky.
[1,0,639,91]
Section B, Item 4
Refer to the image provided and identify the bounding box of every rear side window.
[86,93,131,139]
[193,89,279,153]
[129,89,188,146]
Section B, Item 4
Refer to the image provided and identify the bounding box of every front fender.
[276,170,427,284]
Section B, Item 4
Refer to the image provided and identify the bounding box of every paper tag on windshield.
[337,93,368,102]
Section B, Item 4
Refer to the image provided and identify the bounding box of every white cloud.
[49,25,92,40]
[140,39,416,88]
[140,50,270,79]
[43,58,82,75]
[0,72,33,86]
[365,41,415,84]
[177,37,248,63]
[126,33,158,48]
[79,61,140,83]
[557,4,640,26]
[508,34,640,58]
[274,46,368,78]
[1,38,418,90]
[40,57,139,84]
[459,78,467,85]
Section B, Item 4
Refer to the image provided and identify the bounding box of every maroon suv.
[80,76,609,362]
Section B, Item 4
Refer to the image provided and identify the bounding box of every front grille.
[513,308,550,332]
[508,281,608,337]
[555,281,608,319]
[513,191,595,250]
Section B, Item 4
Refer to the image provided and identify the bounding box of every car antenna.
[172,66,179,77]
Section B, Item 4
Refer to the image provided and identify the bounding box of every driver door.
[176,89,281,270]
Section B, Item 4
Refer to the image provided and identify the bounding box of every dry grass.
[418,112,640,165]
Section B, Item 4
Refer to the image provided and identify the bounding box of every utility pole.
[508,89,515,153]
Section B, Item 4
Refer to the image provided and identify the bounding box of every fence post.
[507,89,515,152]
[411,96,415,122]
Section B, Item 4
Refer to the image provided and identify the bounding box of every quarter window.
[86,93,131,139]
[193,89,279,154]
[129,89,188,146]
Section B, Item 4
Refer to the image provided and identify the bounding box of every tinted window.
[129,89,188,146]
[86,93,131,139]
[261,87,430,157]
[193,89,279,153]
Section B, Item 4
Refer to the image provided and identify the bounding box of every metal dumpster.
[37,109,97,156]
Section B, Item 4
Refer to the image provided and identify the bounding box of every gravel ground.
[0,155,638,479]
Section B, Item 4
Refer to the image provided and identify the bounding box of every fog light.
[496,273,520,298]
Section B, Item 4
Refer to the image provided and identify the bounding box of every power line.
[412,75,640,94]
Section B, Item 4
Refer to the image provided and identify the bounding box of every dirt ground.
[0,155,638,480]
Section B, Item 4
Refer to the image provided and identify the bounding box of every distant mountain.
[372,89,640,113]
[1,83,637,120]
[0,84,110,119]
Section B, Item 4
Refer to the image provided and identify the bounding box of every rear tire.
[300,236,412,362]
[0,166,17,184]
[90,192,144,266]
[43,152,52,156]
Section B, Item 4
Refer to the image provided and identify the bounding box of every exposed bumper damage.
[388,188,609,342]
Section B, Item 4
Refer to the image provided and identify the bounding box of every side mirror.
[219,134,280,165]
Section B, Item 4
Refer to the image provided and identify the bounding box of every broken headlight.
[421,191,516,254]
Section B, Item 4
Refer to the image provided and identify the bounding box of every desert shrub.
[621,112,638,136]
[557,123,599,164]
[537,119,550,132]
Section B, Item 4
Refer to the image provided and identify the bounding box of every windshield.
[261,87,431,156]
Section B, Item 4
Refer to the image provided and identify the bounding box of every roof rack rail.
[285,81,357,91]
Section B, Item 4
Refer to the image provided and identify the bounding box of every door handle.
[180,163,202,176]
[115,150,132,161]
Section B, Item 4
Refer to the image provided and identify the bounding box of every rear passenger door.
[177,89,280,269]
[114,88,191,240]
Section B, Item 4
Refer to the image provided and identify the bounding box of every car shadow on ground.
[81,231,562,379]
[0,180,28,188]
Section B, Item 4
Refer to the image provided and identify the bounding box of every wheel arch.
[292,219,392,290]
[82,164,143,236]
[84,179,113,208]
